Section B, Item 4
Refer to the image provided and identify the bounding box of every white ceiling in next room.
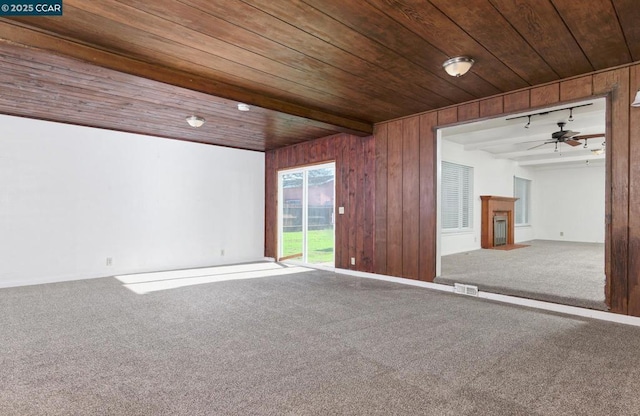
[441,97,606,170]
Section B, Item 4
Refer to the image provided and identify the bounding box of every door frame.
[277,162,336,266]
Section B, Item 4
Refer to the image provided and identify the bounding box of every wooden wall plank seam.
[374,124,388,274]
[353,136,364,270]
[402,117,420,279]
[386,120,404,276]
[363,137,376,272]
[419,112,438,281]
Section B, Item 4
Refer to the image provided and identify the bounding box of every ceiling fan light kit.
[527,121,605,151]
[442,56,474,77]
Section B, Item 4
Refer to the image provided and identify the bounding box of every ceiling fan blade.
[573,133,605,140]
[564,139,581,147]
[527,142,552,150]
[521,139,550,144]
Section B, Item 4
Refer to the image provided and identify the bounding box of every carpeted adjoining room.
[437,240,606,311]
[2,264,640,415]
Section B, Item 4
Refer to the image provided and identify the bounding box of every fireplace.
[480,196,518,249]
[493,215,508,247]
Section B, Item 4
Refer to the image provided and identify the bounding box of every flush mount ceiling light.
[186,115,205,128]
[237,103,251,112]
[632,89,640,107]
[442,56,474,77]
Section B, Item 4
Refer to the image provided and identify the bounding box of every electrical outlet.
[350,257,355,266]
[560,231,564,236]
[339,206,345,215]
[106,257,113,266]
[220,249,225,256]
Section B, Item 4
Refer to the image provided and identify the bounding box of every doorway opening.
[278,162,335,267]
[435,97,607,310]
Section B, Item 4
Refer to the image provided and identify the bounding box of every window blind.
[441,161,473,230]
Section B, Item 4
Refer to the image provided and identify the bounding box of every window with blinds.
[514,176,531,225]
[441,161,473,231]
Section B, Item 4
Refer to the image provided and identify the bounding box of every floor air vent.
[454,283,479,297]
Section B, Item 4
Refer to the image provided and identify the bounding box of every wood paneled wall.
[264,134,375,272]
[377,63,640,316]
[374,114,437,280]
[266,62,640,316]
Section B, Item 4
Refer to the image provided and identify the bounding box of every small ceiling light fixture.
[442,56,474,77]
[237,103,251,112]
[632,89,640,107]
[568,108,574,122]
[186,115,205,128]
[524,115,531,129]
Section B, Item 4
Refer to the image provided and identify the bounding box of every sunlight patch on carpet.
[115,263,312,294]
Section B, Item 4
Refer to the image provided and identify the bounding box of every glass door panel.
[280,171,303,262]
[306,166,335,265]
[278,163,335,266]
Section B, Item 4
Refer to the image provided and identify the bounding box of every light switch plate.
[338,206,345,214]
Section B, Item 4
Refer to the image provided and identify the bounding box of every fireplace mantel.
[480,196,518,249]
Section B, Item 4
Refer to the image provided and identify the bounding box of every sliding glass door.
[278,163,335,266]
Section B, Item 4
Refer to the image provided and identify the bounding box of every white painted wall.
[440,140,535,255]
[0,115,265,288]
[532,164,605,242]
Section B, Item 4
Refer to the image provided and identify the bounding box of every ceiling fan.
[527,122,605,150]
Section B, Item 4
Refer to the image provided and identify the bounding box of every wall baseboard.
[333,267,640,328]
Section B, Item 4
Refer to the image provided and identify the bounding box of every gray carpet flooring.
[437,240,607,310]
[2,266,639,415]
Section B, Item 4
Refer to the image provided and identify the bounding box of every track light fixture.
[506,103,593,124]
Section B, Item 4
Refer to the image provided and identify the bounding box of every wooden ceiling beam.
[0,20,373,136]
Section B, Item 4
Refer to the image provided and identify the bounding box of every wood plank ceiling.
[0,0,637,151]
